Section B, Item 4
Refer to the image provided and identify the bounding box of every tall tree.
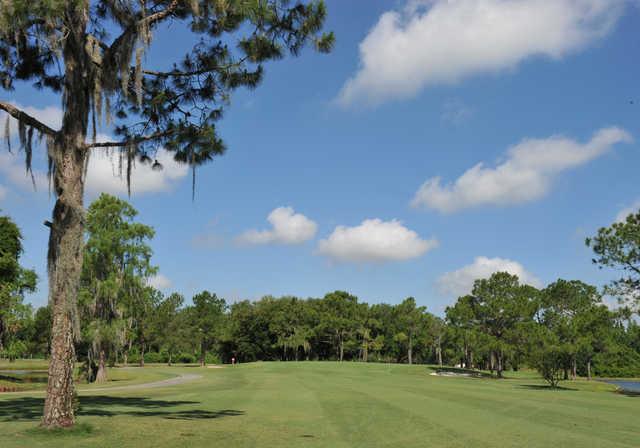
[319,291,359,362]
[189,290,226,366]
[587,210,640,313]
[394,297,426,365]
[152,292,185,365]
[468,272,538,378]
[0,213,37,357]
[541,279,602,380]
[78,194,156,382]
[1,0,332,427]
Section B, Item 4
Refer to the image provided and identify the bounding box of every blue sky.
[2,0,640,315]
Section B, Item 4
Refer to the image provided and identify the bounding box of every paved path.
[80,373,202,392]
[0,372,203,396]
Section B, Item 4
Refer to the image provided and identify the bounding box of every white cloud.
[337,0,627,106]
[615,199,640,222]
[437,256,541,297]
[412,127,632,213]
[85,149,188,195]
[147,274,172,290]
[0,151,49,191]
[316,218,438,263]
[237,207,317,245]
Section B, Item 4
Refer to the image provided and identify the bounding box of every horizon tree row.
[1,194,640,387]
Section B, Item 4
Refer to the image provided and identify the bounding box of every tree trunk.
[41,4,90,428]
[95,350,107,383]
[408,333,413,365]
[168,352,172,366]
[496,350,503,378]
[339,340,344,362]
[41,142,88,428]
[571,356,577,380]
[200,340,206,367]
[123,351,128,367]
[587,359,591,380]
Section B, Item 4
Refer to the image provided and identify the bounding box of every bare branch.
[0,102,58,137]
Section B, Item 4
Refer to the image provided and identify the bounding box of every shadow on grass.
[616,389,640,397]
[0,396,244,422]
[517,384,578,391]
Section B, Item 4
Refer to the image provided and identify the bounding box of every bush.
[175,352,196,363]
[530,346,568,388]
[143,351,164,364]
[205,353,220,365]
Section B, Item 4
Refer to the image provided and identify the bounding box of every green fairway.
[0,362,637,447]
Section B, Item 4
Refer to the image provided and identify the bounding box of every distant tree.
[78,194,156,382]
[0,213,37,358]
[468,272,538,378]
[32,306,52,357]
[541,279,602,380]
[319,291,359,362]
[394,297,427,365]
[189,291,226,366]
[1,0,332,427]
[152,292,185,365]
[446,295,479,368]
[587,210,640,313]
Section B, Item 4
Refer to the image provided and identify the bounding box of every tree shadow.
[517,384,578,391]
[616,389,640,397]
[0,396,244,422]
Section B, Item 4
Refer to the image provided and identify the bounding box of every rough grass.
[0,362,638,447]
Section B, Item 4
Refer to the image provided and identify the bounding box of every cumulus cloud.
[316,218,438,263]
[147,274,172,290]
[615,199,640,223]
[337,0,626,106]
[437,256,542,297]
[412,127,632,213]
[85,149,188,195]
[237,207,317,245]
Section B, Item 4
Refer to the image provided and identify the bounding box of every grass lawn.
[0,361,637,447]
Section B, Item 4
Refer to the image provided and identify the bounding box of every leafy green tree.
[152,292,185,365]
[78,194,156,382]
[1,0,332,427]
[32,306,52,357]
[0,213,37,358]
[189,291,226,366]
[394,297,427,365]
[587,210,640,312]
[319,291,359,361]
[468,272,538,377]
[446,295,480,368]
[541,280,602,379]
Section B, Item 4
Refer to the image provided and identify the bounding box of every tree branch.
[0,102,58,136]
[141,0,181,27]
[85,130,174,148]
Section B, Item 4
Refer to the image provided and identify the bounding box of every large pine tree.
[0,0,332,428]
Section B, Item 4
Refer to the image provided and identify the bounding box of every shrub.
[530,345,568,388]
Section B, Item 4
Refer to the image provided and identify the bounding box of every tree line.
[2,194,640,387]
